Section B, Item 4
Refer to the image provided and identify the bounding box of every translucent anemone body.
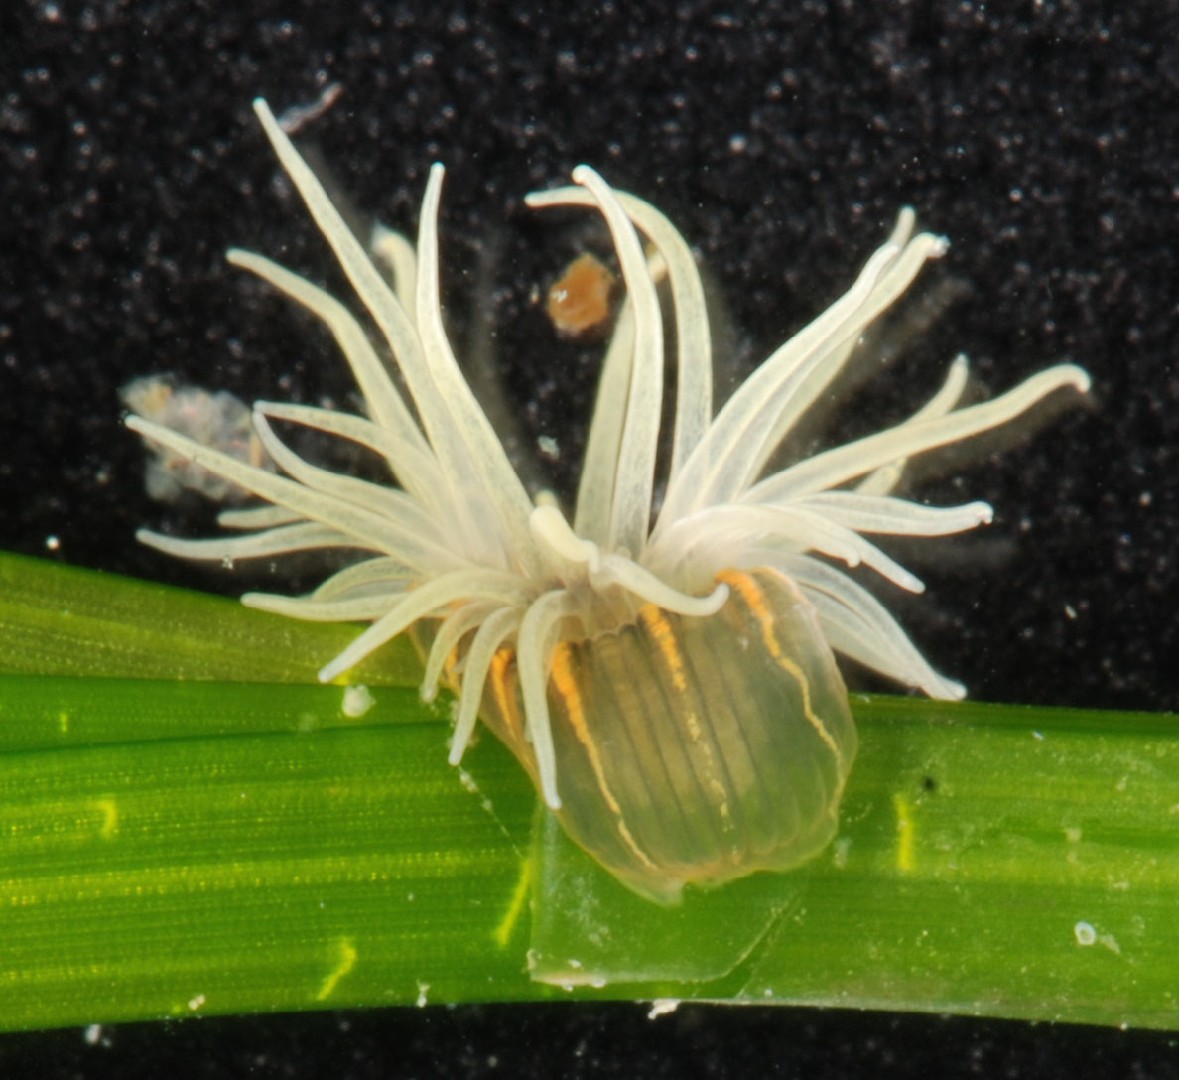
[127,99,1089,903]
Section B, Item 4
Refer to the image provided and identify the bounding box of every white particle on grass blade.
[647,999,681,1018]
[341,684,375,718]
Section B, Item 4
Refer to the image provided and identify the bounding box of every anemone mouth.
[126,96,1090,820]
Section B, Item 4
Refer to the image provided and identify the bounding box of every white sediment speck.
[341,684,376,718]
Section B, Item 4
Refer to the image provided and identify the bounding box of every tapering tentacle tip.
[1066,365,1093,395]
[942,678,967,701]
[571,164,598,186]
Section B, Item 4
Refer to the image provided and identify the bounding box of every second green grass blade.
[0,712,537,1030]
[0,680,1173,1032]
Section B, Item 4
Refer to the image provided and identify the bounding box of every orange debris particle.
[546,252,617,339]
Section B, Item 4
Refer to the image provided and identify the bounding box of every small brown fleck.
[546,252,617,339]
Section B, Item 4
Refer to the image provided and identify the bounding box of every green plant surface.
[0,552,1174,1032]
[0,551,418,685]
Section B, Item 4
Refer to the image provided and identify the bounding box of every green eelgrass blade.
[528,696,1179,1030]
[0,551,418,685]
[0,711,537,1029]
[0,551,1174,1032]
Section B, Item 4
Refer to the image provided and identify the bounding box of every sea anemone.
[126,98,1089,903]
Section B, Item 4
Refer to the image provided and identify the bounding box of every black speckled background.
[1,1,1177,1075]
